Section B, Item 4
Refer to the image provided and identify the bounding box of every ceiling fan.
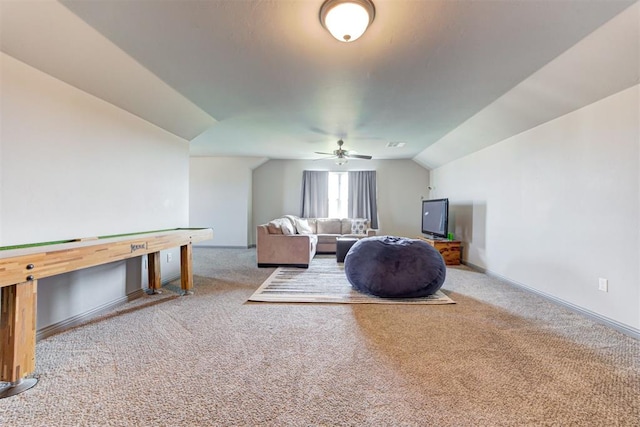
[315,139,372,164]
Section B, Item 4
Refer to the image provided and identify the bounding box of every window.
[301,170,377,229]
[328,172,348,218]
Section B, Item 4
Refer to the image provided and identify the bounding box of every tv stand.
[417,236,461,265]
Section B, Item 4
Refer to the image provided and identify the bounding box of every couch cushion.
[351,218,369,235]
[342,234,367,239]
[304,218,317,234]
[341,218,353,234]
[316,234,341,244]
[316,218,341,234]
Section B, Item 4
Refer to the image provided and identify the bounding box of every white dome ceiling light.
[320,0,376,43]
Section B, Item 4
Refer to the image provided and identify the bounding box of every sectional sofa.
[256,215,377,268]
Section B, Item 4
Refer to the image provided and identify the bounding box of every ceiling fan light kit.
[320,0,375,42]
[315,139,373,163]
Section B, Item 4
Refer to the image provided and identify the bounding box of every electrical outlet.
[166,253,173,263]
[598,278,608,292]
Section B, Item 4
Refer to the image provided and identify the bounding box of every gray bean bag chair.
[344,236,446,298]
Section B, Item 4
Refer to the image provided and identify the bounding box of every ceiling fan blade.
[314,151,335,155]
[347,154,373,159]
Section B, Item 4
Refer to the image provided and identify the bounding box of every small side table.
[415,236,462,265]
[336,237,359,263]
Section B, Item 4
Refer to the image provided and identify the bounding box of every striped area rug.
[249,257,455,304]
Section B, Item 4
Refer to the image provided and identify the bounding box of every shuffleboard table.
[0,227,213,398]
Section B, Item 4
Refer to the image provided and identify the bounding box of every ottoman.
[344,236,446,298]
[336,237,358,263]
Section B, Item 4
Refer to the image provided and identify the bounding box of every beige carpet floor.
[1,248,638,426]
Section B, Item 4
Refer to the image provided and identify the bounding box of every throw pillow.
[283,214,299,227]
[282,215,298,234]
[267,218,296,235]
[295,218,313,235]
[305,218,317,234]
[277,218,296,235]
[351,218,369,235]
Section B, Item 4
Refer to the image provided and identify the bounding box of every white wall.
[189,157,429,247]
[1,53,189,330]
[189,157,266,247]
[252,159,430,244]
[431,85,639,331]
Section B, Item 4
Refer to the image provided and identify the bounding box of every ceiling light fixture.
[335,157,349,165]
[320,0,375,43]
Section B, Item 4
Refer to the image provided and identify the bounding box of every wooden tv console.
[0,227,213,398]
[417,236,462,266]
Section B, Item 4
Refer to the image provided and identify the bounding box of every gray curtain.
[300,171,329,218]
[348,170,378,229]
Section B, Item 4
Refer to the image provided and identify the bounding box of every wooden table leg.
[180,244,193,295]
[0,280,38,398]
[147,252,162,294]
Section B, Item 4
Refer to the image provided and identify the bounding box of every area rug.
[248,257,455,304]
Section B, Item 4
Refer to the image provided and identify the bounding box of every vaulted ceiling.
[1,1,638,168]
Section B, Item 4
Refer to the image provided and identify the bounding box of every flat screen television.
[421,198,449,239]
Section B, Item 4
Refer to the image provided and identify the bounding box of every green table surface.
[0,228,207,251]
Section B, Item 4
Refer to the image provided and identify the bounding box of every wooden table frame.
[0,228,212,397]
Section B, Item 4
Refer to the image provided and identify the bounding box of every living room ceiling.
[1,1,638,166]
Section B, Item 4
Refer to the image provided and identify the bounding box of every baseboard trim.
[462,261,640,340]
[36,289,146,342]
[163,273,180,283]
[36,271,181,341]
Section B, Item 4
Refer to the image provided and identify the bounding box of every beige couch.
[256,215,377,268]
